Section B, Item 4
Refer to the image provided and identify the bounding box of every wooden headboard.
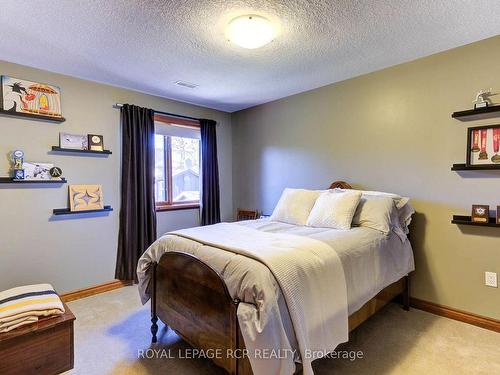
[329,180,352,189]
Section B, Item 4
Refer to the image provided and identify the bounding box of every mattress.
[139,218,414,315]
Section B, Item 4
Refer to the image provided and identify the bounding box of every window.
[154,115,201,210]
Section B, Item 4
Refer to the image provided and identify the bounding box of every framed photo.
[466,124,500,166]
[497,206,500,224]
[1,76,62,119]
[60,132,88,150]
[471,204,489,223]
[22,162,53,180]
[69,184,104,212]
[88,134,104,151]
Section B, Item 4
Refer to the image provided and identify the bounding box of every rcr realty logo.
[137,348,364,361]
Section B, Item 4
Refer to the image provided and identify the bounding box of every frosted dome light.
[227,15,275,49]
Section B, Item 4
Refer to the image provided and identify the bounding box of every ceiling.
[1,0,499,112]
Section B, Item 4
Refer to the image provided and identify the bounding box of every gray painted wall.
[232,36,500,320]
[0,60,232,294]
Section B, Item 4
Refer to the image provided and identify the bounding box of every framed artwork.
[471,204,489,223]
[69,185,104,212]
[22,162,53,180]
[88,134,104,151]
[1,76,62,119]
[60,132,88,150]
[466,124,500,166]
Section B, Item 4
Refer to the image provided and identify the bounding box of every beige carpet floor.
[66,286,500,375]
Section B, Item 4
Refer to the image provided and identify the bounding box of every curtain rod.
[114,103,200,122]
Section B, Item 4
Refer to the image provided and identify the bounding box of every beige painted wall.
[232,36,500,320]
[0,60,232,294]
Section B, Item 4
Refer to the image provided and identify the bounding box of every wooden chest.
[0,303,75,375]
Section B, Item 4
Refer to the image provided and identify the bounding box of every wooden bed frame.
[149,181,410,375]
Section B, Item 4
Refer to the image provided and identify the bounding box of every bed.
[137,181,414,375]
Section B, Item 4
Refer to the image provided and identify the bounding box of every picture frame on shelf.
[88,134,104,151]
[59,132,88,150]
[497,206,500,224]
[69,184,104,212]
[466,124,500,167]
[1,76,62,119]
[22,162,53,180]
[471,204,489,223]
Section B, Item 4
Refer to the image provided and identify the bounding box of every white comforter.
[137,220,414,375]
[173,223,348,375]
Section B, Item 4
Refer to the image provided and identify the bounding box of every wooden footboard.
[152,252,242,374]
[151,251,409,375]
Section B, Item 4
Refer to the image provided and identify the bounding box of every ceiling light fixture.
[227,15,275,49]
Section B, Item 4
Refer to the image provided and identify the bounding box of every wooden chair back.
[236,209,259,221]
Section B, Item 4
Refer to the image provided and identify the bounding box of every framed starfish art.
[68,184,104,212]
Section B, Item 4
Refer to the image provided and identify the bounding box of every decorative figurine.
[49,166,63,180]
[472,88,496,109]
[10,149,24,180]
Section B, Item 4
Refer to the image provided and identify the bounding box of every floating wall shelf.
[0,177,67,184]
[451,163,500,171]
[0,109,66,123]
[52,205,113,215]
[452,105,500,121]
[51,146,112,155]
[451,215,500,228]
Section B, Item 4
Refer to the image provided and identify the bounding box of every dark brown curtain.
[115,104,157,282]
[200,119,220,225]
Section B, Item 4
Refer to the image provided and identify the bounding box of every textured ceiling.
[1,1,499,112]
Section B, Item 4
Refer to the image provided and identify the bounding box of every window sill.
[156,203,200,212]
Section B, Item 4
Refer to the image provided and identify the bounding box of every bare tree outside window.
[154,131,200,208]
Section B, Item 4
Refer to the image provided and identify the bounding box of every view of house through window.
[154,126,201,207]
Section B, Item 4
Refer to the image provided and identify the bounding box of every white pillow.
[352,195,395,233]
[334,188,408,209]
[335,188,413,228]
[270,188,320,225]
[307,190,362,230]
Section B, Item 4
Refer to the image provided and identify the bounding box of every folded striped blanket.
[0,284,65,333]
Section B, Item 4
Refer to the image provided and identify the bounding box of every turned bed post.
[151,261,159,343]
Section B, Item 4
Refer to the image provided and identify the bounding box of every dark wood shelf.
[0,109,65,123]
[452,105,500,121]
[51,146,112,155]
[0,177,67,184]
[452,215,500,227]
[451,163,500,171]
[52,205,113,215]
